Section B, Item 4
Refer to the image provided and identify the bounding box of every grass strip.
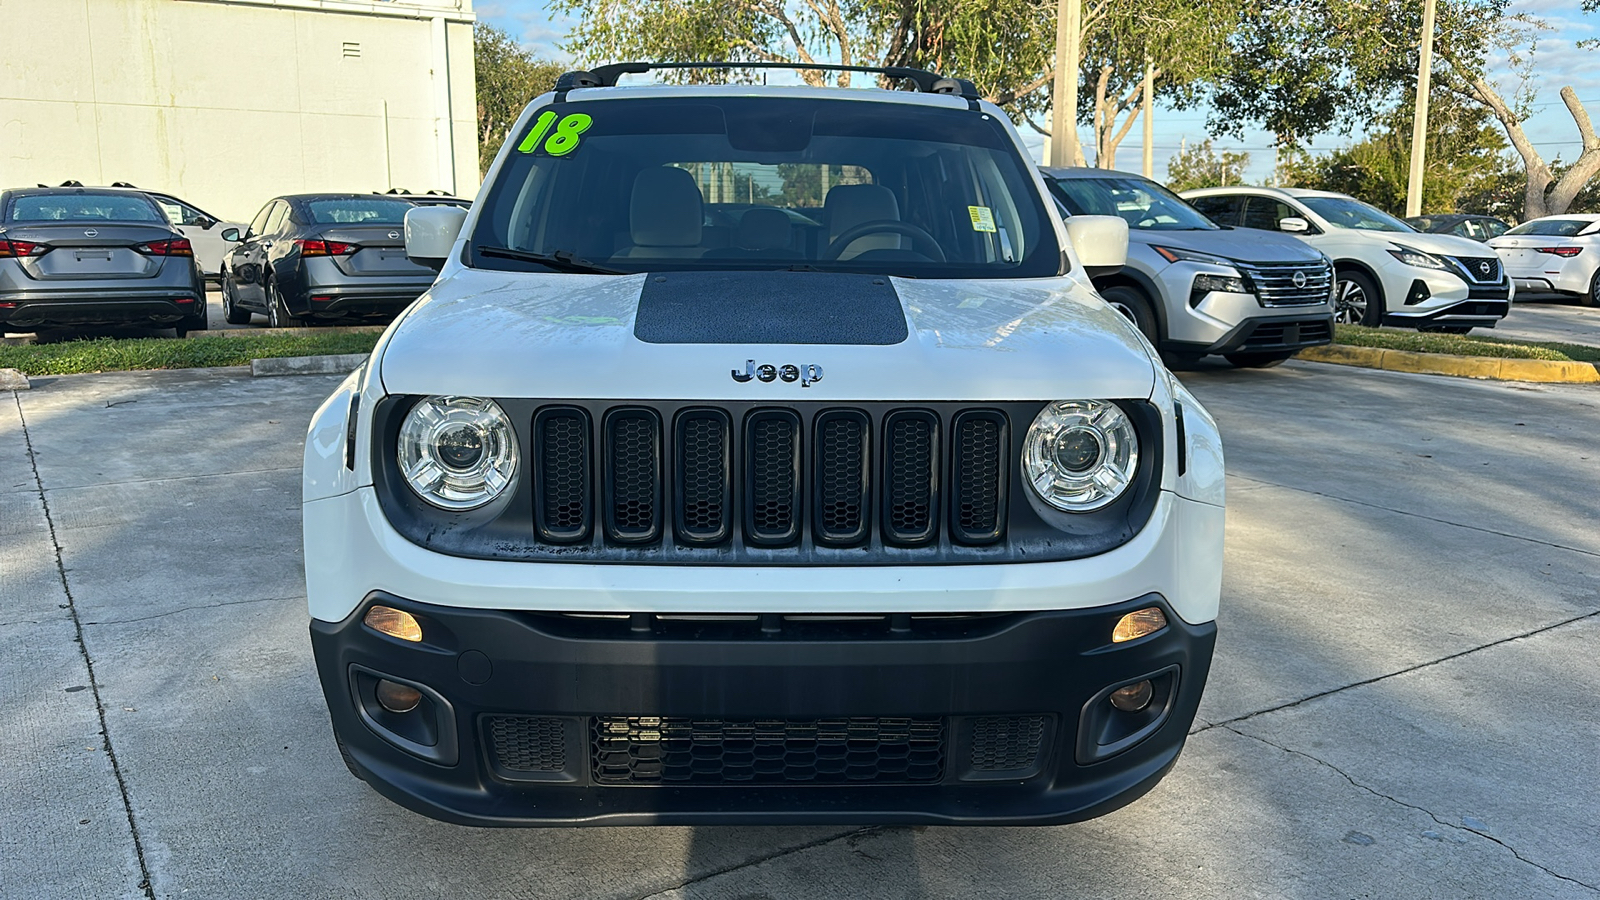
[1334,324,1600,364]
[0,331,380,376]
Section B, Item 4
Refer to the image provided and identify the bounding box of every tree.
[474,23,564,176]
[1165,139,1250,191]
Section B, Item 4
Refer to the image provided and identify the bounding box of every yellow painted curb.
[1298,345,1600,384]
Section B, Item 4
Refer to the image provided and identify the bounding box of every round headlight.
[1023,400,1139,511]
[398,396,518,510]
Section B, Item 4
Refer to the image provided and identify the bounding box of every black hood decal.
[633,271,910,345]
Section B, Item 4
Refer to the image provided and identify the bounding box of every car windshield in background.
[306,198,413,225]
[1047,176,1218,231]
[6,192,164,223]
[469,96,1060,279]
[1505,219,1591,236]
[1300,196,1414,232]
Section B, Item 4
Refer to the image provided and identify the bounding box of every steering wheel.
[822,220,947,262]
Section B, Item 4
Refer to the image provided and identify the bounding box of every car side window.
[1485,220,1508,237]
[1458,220,1482,240]
[1241,197,1297,231]
[247,202,274,238]
[1187,195,1240,226]
[264,201,291,235]
[156,197,208,227]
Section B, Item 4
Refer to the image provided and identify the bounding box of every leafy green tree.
[474,23,564,176]
[1165,139,1250,191]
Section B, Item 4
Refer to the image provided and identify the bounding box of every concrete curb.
[1299,344,1600,384]
[250,354,369,377]
[195,325,386,340]
[0,368,29,391]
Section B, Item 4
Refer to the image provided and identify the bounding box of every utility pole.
[1141,56,1154,178]
[1405,0,1437,218]
[1050,0,1083,167]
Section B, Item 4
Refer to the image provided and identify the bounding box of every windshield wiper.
[475,246,623,275]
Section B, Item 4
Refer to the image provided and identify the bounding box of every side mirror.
[1064,215,1129,277]
[1278,216,1311,234]
[197,216,217,230]
[220,227,242,242]
[404,205,469,272]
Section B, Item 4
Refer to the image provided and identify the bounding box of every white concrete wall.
[0,0,478,222]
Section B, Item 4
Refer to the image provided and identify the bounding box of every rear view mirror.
[197,217,217,230]
[1278,216,1311,234]
[405,206,469,272]
[220,227,242,242]
[1064,215,1129,276]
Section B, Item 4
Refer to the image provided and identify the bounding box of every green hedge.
[1333,324,1600,364]
[0,331,381,376]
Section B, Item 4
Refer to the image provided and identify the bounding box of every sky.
[474,0,1598,184]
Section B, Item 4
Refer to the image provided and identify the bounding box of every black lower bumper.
[1385,297,1509,329]
[1170,312,1335,356]
[311,592,1216,827]
[291,283,429,320]
[0,291,203,328]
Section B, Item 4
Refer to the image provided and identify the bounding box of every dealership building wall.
[0,0,478,223]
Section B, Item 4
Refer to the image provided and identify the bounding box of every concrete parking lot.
[3,360,1598,899]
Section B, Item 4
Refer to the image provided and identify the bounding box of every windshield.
[6,192,165,223]
[306,198,413,226]
[1299,196,1415,232]
[1504,219,1592,237]
[469,96,1060,278]
[1045,176,1218,231]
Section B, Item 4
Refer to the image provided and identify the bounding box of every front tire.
[1335,269,1383,327]
[267,282,302,328]
[1099,285,1160,345]
[1225,351,1296,368]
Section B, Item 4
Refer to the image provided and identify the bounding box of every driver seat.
[824,184,902,260]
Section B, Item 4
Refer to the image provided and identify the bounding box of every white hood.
[1364,230,1494,258]
[376,272,1157,402]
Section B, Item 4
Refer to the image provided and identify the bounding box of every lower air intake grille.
[486,716,567,772]
[970,716,1048,771]
[592,716,946,785]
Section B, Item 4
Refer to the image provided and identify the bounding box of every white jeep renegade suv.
[302,62,1225,826]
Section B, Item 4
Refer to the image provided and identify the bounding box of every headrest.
[630,167,703,247]
[824,184,900,242]
[738,208,792,250]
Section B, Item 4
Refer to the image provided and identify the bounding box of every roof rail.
[554,62,980,102]
[110,181,139,188]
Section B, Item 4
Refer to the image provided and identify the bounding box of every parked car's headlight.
[1023,400,1139,512]
[1153,245,1234,267]
[398,396,518,509]
[1387,244,1448,269]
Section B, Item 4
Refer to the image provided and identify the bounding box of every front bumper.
[0,288,203,328]
[313,591,1215,826]
[1383,297,1510,329]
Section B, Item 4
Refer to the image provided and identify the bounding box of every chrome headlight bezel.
[1022,400,1140,512]
[397,395,519,510]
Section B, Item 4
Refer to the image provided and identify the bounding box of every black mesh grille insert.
[534,407,591,542]
[592,717,946,785]
[675,410,731,543]
[950,411,1006,544]
[814,410,869,546]
[970,716,1048,771]
[486,715,567,772]
[745,410,801,545]
[882,411,938,545]
[604,409,661,543]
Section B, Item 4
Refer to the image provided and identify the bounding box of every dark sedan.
[220,194,439,327]
[1405,213,1510,242]
[0,187,208,336]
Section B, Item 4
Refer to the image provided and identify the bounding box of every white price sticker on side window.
[968,205,997,233]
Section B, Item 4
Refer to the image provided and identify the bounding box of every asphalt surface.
[3,360,1599,899]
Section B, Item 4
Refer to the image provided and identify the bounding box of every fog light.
[1110,680,1153,712]
[375,679,422,713]
[364,605,422,642]
[1112,607,1167,643]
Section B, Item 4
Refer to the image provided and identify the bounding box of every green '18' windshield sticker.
[517,112,593,156]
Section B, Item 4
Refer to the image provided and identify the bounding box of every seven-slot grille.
[1237,262,1335,307]
[528,404,1008,550]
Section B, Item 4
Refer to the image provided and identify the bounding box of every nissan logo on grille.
[1292,270,1308,289]
[1479,261,1493,275]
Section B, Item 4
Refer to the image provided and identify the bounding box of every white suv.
[302,63,1225,827]
[1184,186,1512,333]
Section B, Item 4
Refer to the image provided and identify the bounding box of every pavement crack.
[84,594,297,627]
[1224,725,1600,895]
[1231,473,1600,560]
[15,393,157,900]
[1194,608,1600,736]
[629,826,887,899]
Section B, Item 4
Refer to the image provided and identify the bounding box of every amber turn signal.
[364,605,423,642]
[1112,607,1167,643]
